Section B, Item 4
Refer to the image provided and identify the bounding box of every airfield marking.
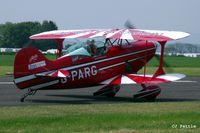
[0,82,14,85]
[0,80,197,85]
[173,80,197,83]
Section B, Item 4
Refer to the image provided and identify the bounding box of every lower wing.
[101,73,185,85]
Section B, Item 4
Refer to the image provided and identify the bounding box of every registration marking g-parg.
[60,65,98,84]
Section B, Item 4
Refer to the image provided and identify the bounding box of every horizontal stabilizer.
[36,69,70,78]
[101,73,185,85]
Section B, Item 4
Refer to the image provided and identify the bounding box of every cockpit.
[62,40,109,58]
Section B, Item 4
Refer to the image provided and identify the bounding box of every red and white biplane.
[13,28,190,102]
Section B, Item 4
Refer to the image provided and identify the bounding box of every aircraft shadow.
[28,94,200,105]
[29,94,134,104]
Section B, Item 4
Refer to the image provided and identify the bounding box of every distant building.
[0,48,21,52]
[183,53,200,57]
[156,52,200,58]
[46,49,57,54]
[0,48,58,54]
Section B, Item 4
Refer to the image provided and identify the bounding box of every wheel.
[133,85,161,101]
[20,97,25,102]
[105,93,116,97]
[94,84,120,97]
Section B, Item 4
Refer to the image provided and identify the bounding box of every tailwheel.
[133,84,161,101]
[93,84,120,97]
[20,89,37,102]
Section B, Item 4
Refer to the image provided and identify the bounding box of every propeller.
[124,19,136,29]
[124,19,173,73]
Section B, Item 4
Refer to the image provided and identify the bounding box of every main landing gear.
[133,84,161,101]
[20,89,37,102]
[94,84,161,101]
[93,84,120,97]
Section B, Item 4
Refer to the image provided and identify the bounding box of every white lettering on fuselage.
[91,65,98,75]
[71,70,78,81]
[61,77,67,84]
[29,54,38,63]
[28,60,46,70]
[60,65,97,84]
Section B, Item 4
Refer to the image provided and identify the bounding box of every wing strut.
[144,41,148,80]
[152,41,167,78]
[56,39,64,58]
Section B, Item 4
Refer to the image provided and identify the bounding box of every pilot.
[87,40,96,57]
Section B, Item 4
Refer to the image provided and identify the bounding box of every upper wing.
[30,29,190,41]
[101,73,185,85]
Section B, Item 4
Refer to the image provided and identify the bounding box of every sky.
[0,0,200,45]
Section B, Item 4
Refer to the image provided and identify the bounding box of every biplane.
[13,28,190,102]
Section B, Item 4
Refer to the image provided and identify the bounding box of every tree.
[0,21,58,51]
[165,43,200,54]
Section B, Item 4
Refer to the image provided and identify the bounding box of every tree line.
[0,21,57,51]
[0,21,199,53]
[165,43,200,54]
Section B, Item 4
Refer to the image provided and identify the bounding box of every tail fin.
[14,47,53,78]
[14,47,56,89]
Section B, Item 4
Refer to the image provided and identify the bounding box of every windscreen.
[62,41,109,57]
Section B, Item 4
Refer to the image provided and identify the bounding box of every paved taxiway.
[0,77,199,106]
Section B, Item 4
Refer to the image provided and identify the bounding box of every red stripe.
[126,75,169,84]
[16,77,56,89]
[108,29,125,39]
[110,75,122,84]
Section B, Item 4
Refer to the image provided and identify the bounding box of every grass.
[138,67,200,77]
[1,66,200,77]
[147,56,200,68]
[0,54,56,66]
[0,102,199,133]
[1,54,199,67]
[0,66,13,76]
[0,54,200,76]
[0,54,56,76]
[0,54,16,66]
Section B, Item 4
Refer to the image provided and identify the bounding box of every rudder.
[14,47,54,89]
[14,47,53,78]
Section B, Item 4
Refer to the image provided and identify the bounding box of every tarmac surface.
[0,77,200,106]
